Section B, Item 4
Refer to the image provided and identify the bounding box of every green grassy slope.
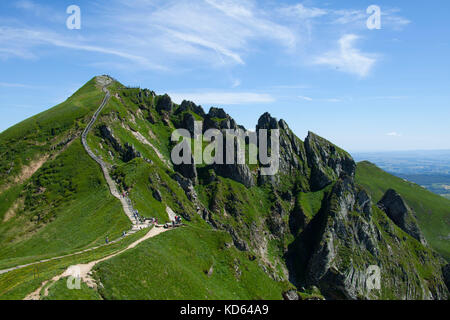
[0,78,131,269]
[0,136,130,270]
[44,278,102,300]
[356,161,450,261]
[0,229,147,300]
[93,224,290,300]
[0,78,104,191]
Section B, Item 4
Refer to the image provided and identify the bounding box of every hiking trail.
[24,226,169,300]
[81,76,149,230]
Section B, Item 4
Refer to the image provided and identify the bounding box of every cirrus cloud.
[313,34,377,77]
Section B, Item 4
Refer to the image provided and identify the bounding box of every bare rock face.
[266,201,287,238]
[282,290,300,300]
[212,163,255,188]
[356,188,372,216]
[181,113,196,136]
[152,188,162,202]
[443,264,450,291]
[99,125,121,152]
[377,189,427,245]
[122,143,141,162]
[172,172,198,201]
[173,141,198,184]
[99,125,140,162]
[305,132,356,191]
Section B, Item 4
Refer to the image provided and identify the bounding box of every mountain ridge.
[0,75,449,300]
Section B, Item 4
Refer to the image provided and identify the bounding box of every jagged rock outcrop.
[208,107,228,119]
[122,143,141,162]
[172,172,198,202]
[156,94,173,113]
[304,177,379,299]
[356,188,372,216]
[204,107,237,131]
[282,290,300,300]
[305,132,355,191]
[172,138,198,183]
[181,112,196,136]
[99,125,121,152]
[99,125,140,162]
[176,100,206,118]
[256,113,309,187]
[152,188,162,202]
[256,112,279,131]
[266,201,288,238]
[300,177,448,300]
[174,160,198,183]
[377,189,427,245]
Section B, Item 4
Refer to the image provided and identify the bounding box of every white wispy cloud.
[168,91,275,105]
[278,3,410,30]
[279,3,327,20]
[313,34,377,77]
[0,27,166,70]
[298,95,313,101]
[231,79,242,88]
[100,0,297,68]
[0,82,32,88]
[386,132,402,137]
[298,96,342,102]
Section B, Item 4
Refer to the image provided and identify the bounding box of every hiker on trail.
[122,231,126,237]
[105,236,109,244]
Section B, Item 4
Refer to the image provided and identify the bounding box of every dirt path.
[24,226,169,300]
[0,228,140,276]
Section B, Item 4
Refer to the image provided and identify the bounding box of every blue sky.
[0,0,449,152]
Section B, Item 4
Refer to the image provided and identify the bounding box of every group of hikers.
[133,210,142,222]
[105,215,183,243]
[165,215,182,229]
